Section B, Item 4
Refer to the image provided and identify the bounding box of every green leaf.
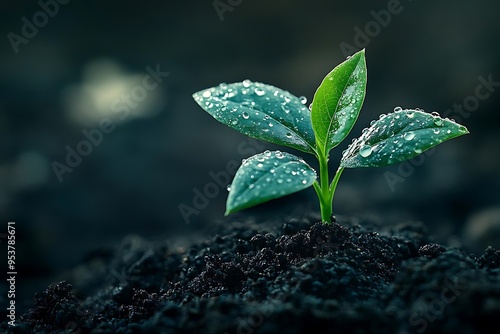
[226,150,317,215]
[193,80,316,153]
[311,49,367,154]
[340,108,469,168]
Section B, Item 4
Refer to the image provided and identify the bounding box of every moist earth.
[2,213,500,333]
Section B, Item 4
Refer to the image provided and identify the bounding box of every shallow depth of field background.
[0,0,499,310]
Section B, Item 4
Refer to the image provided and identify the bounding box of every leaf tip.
[192,91,201,100]
[224,205,234,216]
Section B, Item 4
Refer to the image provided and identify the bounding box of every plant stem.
[314,151,345,224]
[328,167,344,219]
[314,150,331,223]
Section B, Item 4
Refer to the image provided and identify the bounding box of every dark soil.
[2,213,500,333]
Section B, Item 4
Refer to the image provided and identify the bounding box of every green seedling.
[193,49,469,223]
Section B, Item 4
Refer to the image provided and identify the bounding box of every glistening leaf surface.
[340,109,469,168]
[311,49,367,154]
[193,81,316,153]
[226,151,317,215]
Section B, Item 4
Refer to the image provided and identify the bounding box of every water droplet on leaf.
[254,88,265,96]
[359,145,373,157]
[404,132,415,141]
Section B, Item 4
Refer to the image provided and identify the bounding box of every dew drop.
[242,112,250,119]
[257,163,264,168]
[299,96,307,104]
[359,145,373,157]
[431,111,440,117]
[264,150,271,156]
[301,180,307,184]
[286,178,292,183]
[404,132,415,141]
[226,184,231,191]
[249,184,255,189]
[243,79,251,88]
[269,122,274,127]
[407,112,414,119]
[231,119,238,125]
[286,132,292,138]
[394,106,403,112]
[202,90,211,98]
[275,151,284,159]
[414,148,423,154]
[281,104,291,114]
[254,88,265,96]
[277,179,284,184]
[433,129,440,134]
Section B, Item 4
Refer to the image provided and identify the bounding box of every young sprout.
[193,49,469,223]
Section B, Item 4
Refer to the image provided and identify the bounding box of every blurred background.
[0,0,499,309]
